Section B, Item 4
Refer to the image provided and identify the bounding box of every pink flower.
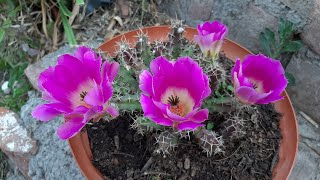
[32,46,120,140]
[139,56,211,131]
[231,54,288,104]
[194,21,228,59]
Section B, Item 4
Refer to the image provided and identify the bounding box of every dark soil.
[88,102,280,180]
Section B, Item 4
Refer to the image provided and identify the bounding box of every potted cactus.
[32,20,298,179]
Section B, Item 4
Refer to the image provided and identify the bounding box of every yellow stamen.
[169,104,187,117]
[80,102,91,109]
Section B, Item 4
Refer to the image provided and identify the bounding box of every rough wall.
[159,0,319,53]
[159,0,320,123]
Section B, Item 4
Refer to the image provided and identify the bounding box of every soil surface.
[88,102,280,180]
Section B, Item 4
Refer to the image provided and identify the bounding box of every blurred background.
[0,0,319,179]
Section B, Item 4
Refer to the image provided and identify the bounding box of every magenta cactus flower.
[139,56,211,131]
[231,54,288,104]
[194,20,228,59]
[32,46,120,140]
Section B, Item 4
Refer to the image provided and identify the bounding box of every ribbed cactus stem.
[194,127,224,156]
[155,130,179,155]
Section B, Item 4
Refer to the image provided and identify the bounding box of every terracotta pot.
[68,26,298,180]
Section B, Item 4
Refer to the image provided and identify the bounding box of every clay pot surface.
[68,26,298,180]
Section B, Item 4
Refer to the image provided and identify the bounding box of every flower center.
[161,88,195,117]
[80,91,88,101]
[70,79,96,108]
[167,95,180,106]
[169,104,187,117]
[249,79,264,93]
[167,95,187,117]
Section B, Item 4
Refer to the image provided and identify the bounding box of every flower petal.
[101,80,113,102]
[175,56,207,99]
[232,59,253,88]
[231,59,241,80]
[164,56,209,105]
[57,54,90,84]
[242,54,286,92]
[201,73,211,100]
[107,105,119,117]
[150,56,173,77]
[232,54,288,104]
[64,106,89,119]
[84,84,104,106]
[236,86,272,104]
[166,107,186,121]
[56,117,86,140]
[140,94,173,126]
[83,106,103,123]
[190,109,209,123]
[38,66,54,92]
[139,70,154,96]
[256,95,284,104]
[74,46,91,61]
[177,121,204,131]
[194,21,228,57]
[83,51,102,84]
[102,60,120,82]
[54,65,78,91]
[44,103,72,113]
[152,117,173,126]
[32,104,61,122]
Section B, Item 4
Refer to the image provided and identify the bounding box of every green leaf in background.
[76,0,85,5]
[57,0,72,17]
[8,5,21,18]
[280,40,303,53]
[285,72,296,86]
[0,0,16,11]
[60,12,77,45]
[206,122,214,130]
[0,58,10,70]
[264,28,276,48]
[0,5,21,43]
[259,31,273,57]
[0,28,5,43]
[279,18,294,43]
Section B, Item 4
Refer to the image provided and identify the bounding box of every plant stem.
[116,100,142,111]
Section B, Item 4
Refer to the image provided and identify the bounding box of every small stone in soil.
[114,135,119,150]
[184,158,190,170]
[177,161,183,169]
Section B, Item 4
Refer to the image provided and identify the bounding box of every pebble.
[114,135,120,150]
[112,158,119,166]
[178,175,189,180]
[184,158,190,170]
[1,81,10,94]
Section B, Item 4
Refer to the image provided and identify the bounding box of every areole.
[68,26,299,180]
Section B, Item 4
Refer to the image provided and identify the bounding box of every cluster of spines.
[219,111,246,139]
[130,115,164,135]
[194,128,224,156]
[155,130,178,156]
